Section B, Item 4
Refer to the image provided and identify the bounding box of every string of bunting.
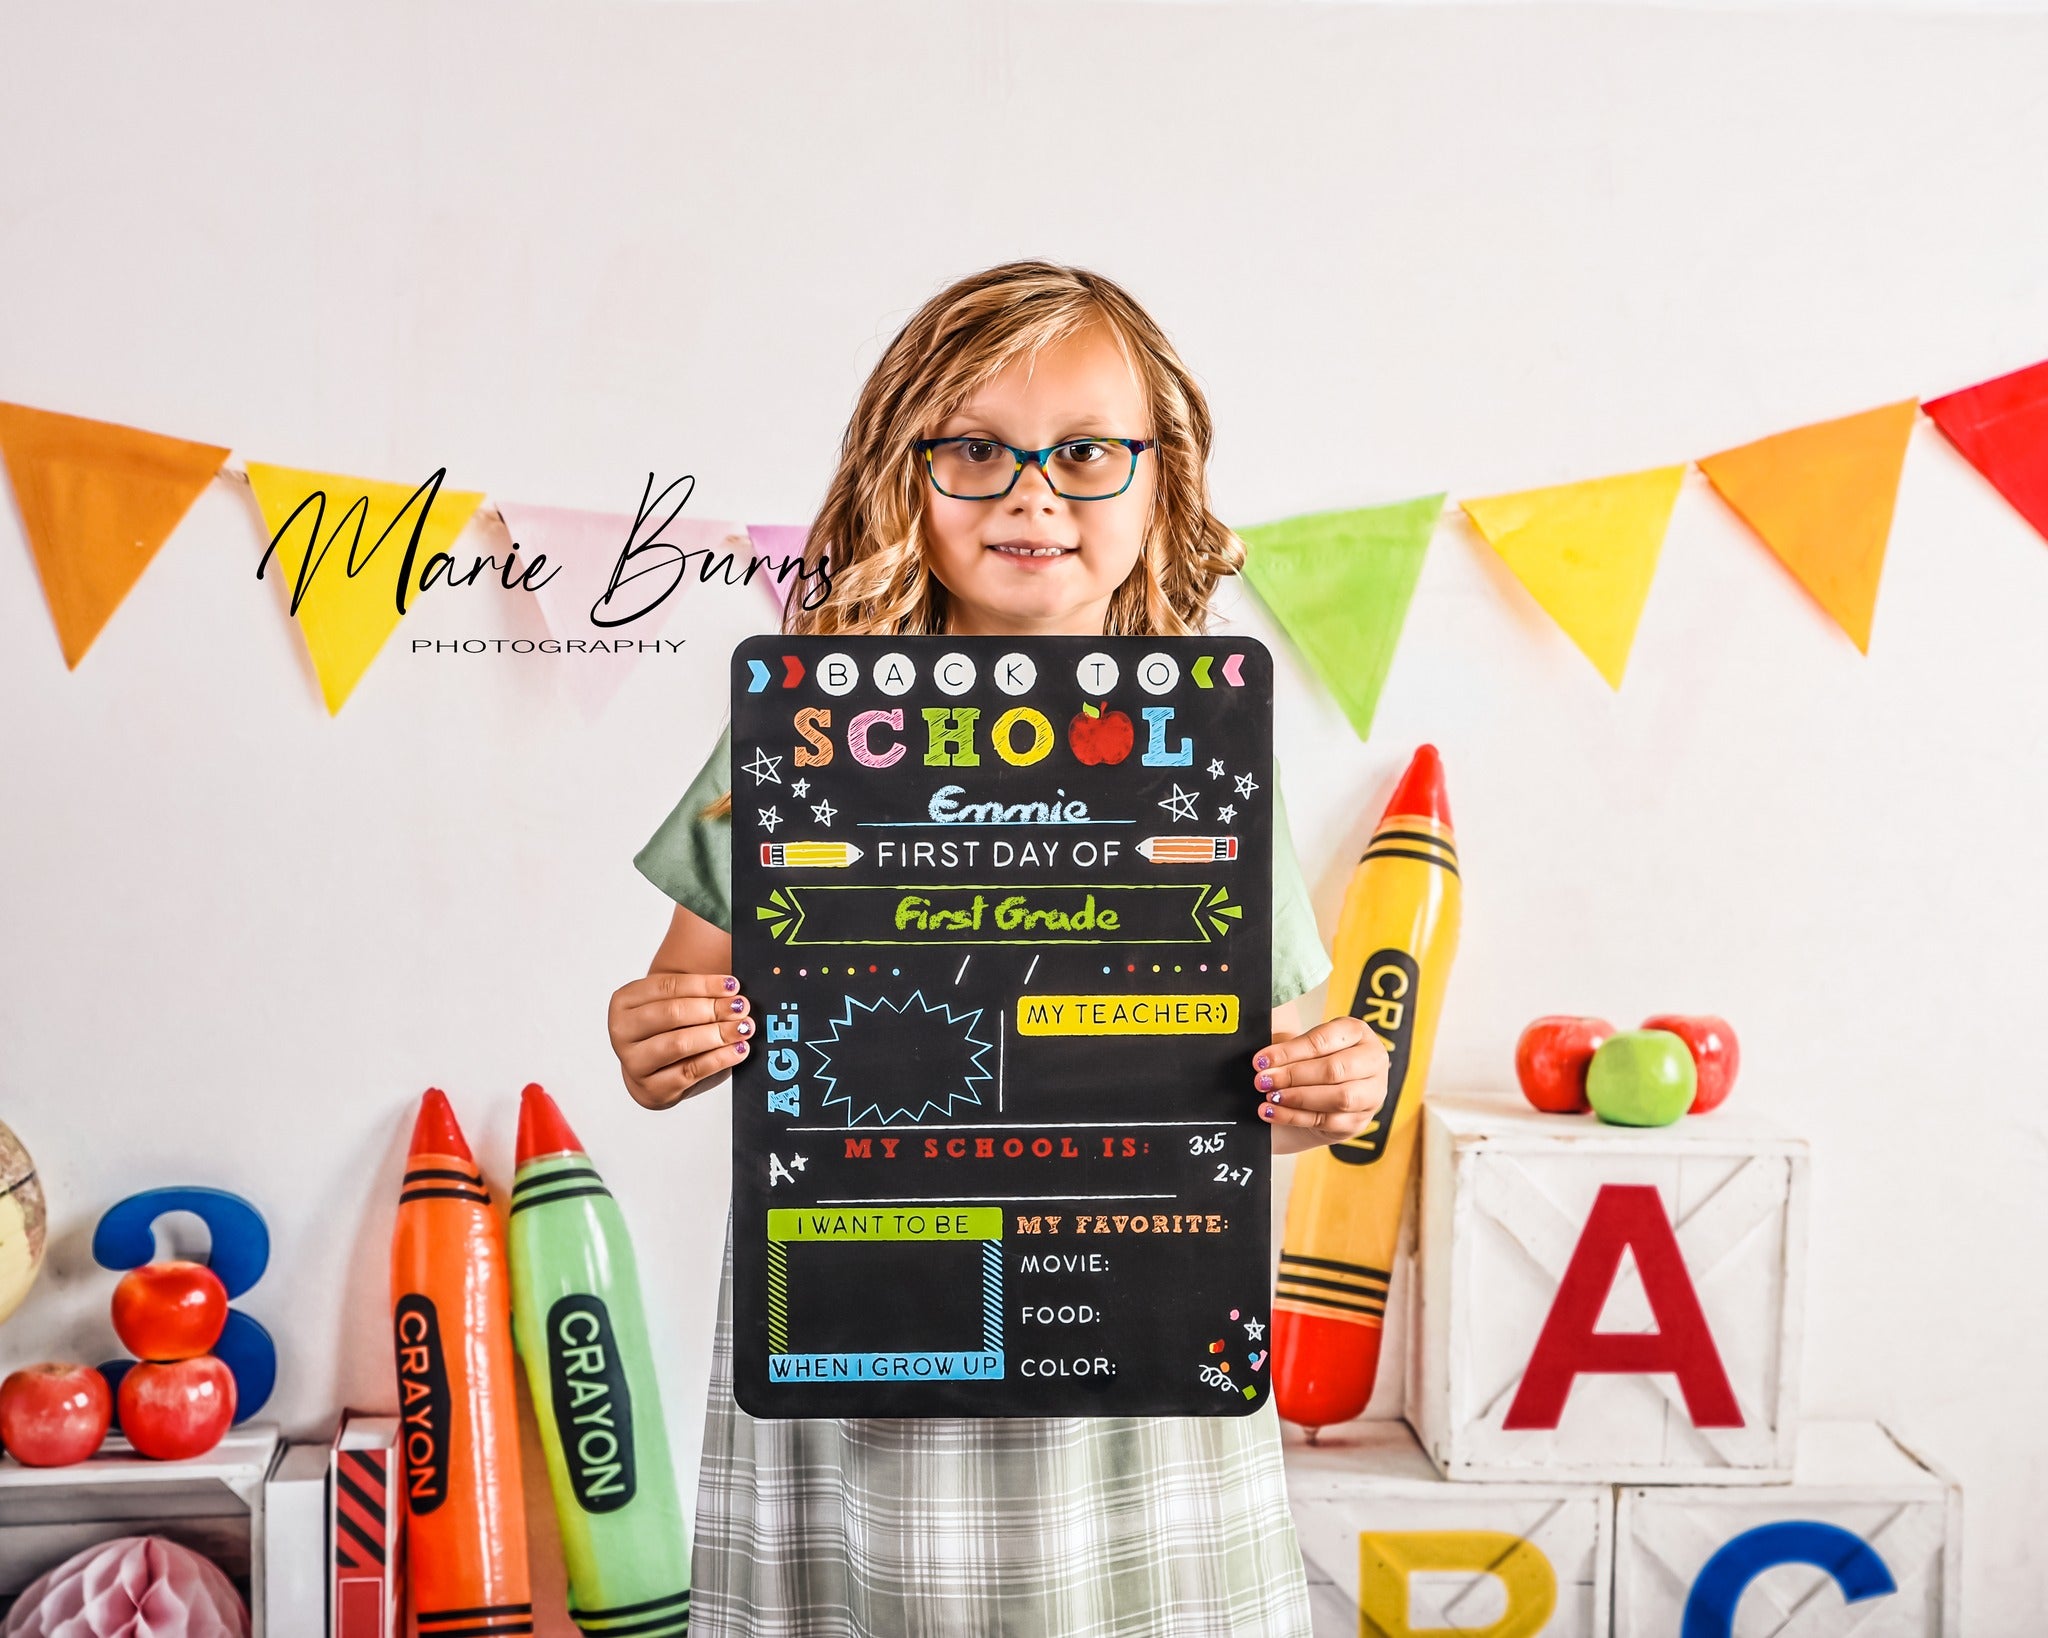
[3,356,2046,727]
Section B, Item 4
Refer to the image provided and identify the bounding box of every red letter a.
[1503,1183,1743,1430]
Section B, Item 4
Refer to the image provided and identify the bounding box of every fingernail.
[731,998,746,1013]
[1254,1054,1270,1071]
[1267,1089,1282,1104]
[733,1040,749,1056]
[1256,1073,1274,1092]
[736,1019,754,1037]
[1258,1104,1275,1120]
[724,977,739,992]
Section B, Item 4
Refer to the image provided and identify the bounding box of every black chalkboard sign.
[729,636,1274,1418]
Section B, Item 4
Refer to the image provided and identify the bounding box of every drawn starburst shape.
[791,777,811,798]
[811,798,838,827]
[811,990,994,1124]
[758,806,782,833]
[1158,783,1199,822]
[1207,757,1227,780]
[742,748,783,786]
[1216,803,1237,825]
[1234,770,1260,800]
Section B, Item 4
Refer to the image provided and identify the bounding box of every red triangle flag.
[1924,358,2048,548]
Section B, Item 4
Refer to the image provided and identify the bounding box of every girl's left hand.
[1254,1016,1392,1155]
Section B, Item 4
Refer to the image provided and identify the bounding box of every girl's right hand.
[608,972,753,1110]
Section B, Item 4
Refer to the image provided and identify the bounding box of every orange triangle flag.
[0,402,230,668]
[1698,400,1918,653]
[245,462,485,714]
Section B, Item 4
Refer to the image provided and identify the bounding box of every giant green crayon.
[507,1083,691,1638]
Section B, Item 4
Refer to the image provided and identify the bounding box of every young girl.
[607,261,1390,1637]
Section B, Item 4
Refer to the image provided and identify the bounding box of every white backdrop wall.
[4,1,2045,1627]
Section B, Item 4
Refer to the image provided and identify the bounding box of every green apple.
[1586,1029,1696,1127]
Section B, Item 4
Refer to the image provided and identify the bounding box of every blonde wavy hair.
[707,261,1241,818]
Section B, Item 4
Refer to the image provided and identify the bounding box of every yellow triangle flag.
[1697,400,1917,653]
[1461,464,1686,688]
[245,462,485,713]
[0,401,231,668]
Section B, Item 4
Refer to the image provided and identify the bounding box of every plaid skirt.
[690,1223,1312,1637]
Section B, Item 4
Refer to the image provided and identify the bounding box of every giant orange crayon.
[391,1089,533,1638]
[1273,746,1462,1433]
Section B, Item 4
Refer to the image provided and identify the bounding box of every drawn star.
[1234,770,1260,800]
[790,1153,807,1172]
[1206,757,1227,780]
[1243,1317,1265,1341]
[757,806,782,833]
[1158,784,1199,822]
[791,777,811,798]
[1216,803,1237,825]
[811,799,838,827]
[742,747,783,786]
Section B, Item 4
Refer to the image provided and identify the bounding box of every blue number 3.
[93,1187,277,1424]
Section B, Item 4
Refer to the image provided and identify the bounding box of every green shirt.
[634,722,1332,1008]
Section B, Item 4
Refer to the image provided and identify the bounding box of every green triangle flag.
[1239,494,1444,739]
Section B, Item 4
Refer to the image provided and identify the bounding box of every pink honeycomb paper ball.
[0,1536,248,1638]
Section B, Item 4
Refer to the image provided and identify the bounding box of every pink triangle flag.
[748,522,812,616]
[495,499,749,718]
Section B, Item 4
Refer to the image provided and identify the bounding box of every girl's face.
[919,323,1155,638]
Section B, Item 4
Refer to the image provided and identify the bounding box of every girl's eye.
[1059,441,1108,464]
[958,440,1002,463]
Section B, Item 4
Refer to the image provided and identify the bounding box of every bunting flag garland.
[0,401,230,668]
[6,352,2048,720]
[1924,359,2048,548]
[747,522,812,615]
[497,499,752,718]
[1239,495,1443,739]
[245,462,485,714]
[1462,464,1687,689]
[1697,400,1918,654]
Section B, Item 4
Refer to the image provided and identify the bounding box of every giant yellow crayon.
[1273,746,1461,1432]
[391,1089,533,1638]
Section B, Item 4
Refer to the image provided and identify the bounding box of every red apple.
[0,1363,113,1467]
[1642,1014,1741,1114]
[112,1260,229,1362]
[117,1356,236,1460]
[1067,702,1134,766]
[1515,1015,1616,1114]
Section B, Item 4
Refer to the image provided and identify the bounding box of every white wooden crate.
[1412,1093,1809,1484]
[1284,1417,1612,1637]
[0,1424,280,1631]
[1615,1422,1962,1636]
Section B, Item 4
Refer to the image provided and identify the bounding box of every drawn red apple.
[1642,1014,1741,1114]
[1068,701,1134,766]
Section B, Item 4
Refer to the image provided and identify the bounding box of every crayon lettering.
[793,707,833,767]
[1140,706,1193,766]
[896,893,988,931]
[1328,949,1420,1167]
[766,1004,800,1043]
[1018,1252,1110,1272]
[928,785,1089,825]
[765,1010,802,1117]
[923,707,980,766]
[848,708,905,768]
[991,706,1055,766]
[392,1294,452,1514]
[545,1295,638,1513]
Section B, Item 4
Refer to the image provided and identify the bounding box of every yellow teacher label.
[1016,994,1239,1036]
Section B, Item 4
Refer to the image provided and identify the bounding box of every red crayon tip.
[408,1087,473,1163]
[1272,1310,1385,1432]
[516,1082,586,1166]
[1380,744,1451,829]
